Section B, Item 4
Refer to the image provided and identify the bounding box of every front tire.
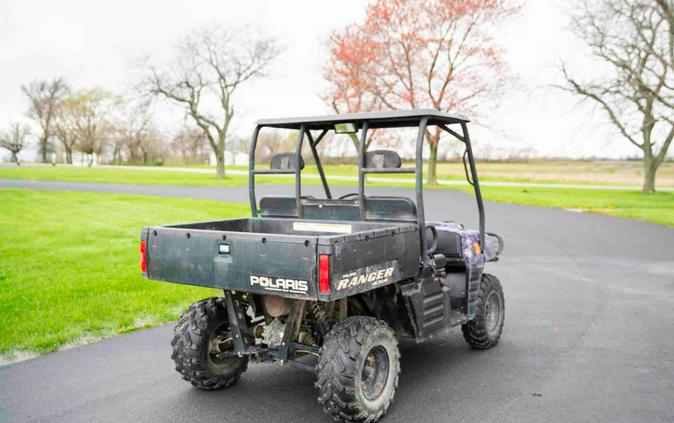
[462,273,505,349]
[171,297,248,390]
[316,316,400,423]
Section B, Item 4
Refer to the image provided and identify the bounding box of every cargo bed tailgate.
[143,226,318,299]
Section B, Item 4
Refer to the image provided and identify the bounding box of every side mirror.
[334,122,358,134]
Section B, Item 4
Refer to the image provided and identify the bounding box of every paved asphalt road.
[1,179,674,423]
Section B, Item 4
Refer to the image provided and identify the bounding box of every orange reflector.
[474,241,481,255]
[140,240,147,273]
[319,254,330,294]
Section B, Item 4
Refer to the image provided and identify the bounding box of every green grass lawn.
[0,164,409,188]
[476,186,674,228]
[0,189,249,357]
[0,166,256,186]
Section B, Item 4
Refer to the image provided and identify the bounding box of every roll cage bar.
[248,109,485,260]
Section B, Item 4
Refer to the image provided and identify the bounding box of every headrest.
[365,150,401,169]
[270,153,304,170]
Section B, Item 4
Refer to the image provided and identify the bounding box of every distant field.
[227,160,674,187]
[431,160,674,186]
[0,190,249,357]
[2,160,673,187]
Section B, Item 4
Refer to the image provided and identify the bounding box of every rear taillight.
[140,240,147,273]
[318,254,330,294]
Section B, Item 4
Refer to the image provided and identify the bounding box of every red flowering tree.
[323,26,393,150]
[324,0,517,183]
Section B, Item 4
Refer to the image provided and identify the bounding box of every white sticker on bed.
[293,222,352,234]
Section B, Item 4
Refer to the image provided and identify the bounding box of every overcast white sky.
[0,0,645,159]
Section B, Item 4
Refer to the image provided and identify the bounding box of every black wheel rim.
[360,346,389,401]
[485,291,502,336]
[207,323,238,370]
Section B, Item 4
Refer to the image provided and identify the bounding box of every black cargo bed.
[142,217,420,300]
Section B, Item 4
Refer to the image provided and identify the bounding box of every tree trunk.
[216,153,225,178]
[65,148,73,165]
[10,151,18,163]
[39,136,48,163]
[642,155,657,193]
[112,146,119,164]
[426,142,439,185]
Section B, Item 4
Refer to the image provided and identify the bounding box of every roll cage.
[248,109,485,262]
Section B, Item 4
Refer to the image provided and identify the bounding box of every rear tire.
[462,273,505,349]
[171,297,248,390]
[316,316,400,423]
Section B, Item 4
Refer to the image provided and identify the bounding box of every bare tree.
[141,25,280,178]
[169,126,209,164]
[21,78,70,163]
[109,128,125,165]
[561,0,674,192]
[54,95,83,164]
[54,126,78,164]
[112,101,158,165]
[58,89,116,166]
[136,128,163,165]
[0,123,30,164]
[255,129,296,162]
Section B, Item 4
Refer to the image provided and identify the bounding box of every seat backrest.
[303,199,361,221]
[365,196,416,221]
[270,153,304,170]
[258,196,417,221]
[259,196,297,217]
[365,150,401,169]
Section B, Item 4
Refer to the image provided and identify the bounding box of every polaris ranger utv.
[140,110,504,422]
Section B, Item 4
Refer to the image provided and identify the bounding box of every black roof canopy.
[255,109,469,130]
